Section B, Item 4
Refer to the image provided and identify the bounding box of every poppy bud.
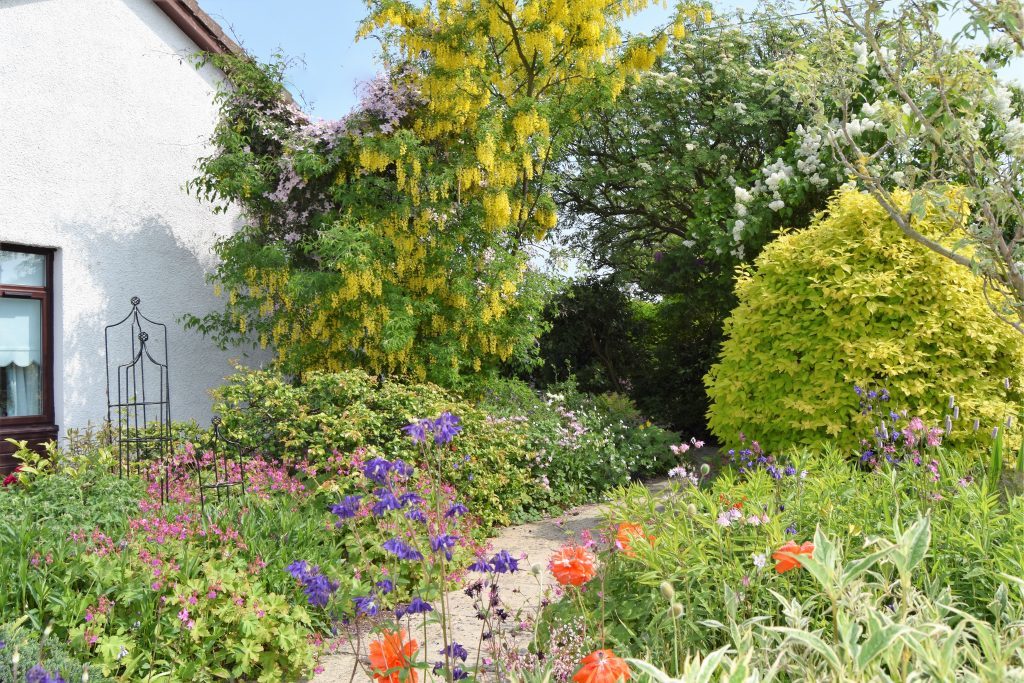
[686,503,698,517]
[659,581,675,600]
[530,563,543,576]
[12,649,19,666]
[43,623,52,638]
[670,602,684,618]
[82,666,90,683]
[700,463,711,476]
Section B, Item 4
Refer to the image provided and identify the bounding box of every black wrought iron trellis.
[194,416,247,515]
[104,297,172,501]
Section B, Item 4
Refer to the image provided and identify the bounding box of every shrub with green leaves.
[214,369,677,526]
[706,189,1024,451]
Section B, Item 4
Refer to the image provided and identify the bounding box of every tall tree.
[187,0,686,383]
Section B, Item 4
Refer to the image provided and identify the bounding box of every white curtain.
[3,363,40,416]
[0,299,42,416]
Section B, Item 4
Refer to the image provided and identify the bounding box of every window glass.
[0,250,46,287]
[0,298,43,416]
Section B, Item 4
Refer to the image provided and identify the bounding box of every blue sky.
[198,0,764,119]
[198,1,1019,120]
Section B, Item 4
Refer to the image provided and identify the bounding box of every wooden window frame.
[0,243,57,467]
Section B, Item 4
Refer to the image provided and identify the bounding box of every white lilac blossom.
[734,186,753,203]
[768,199,785,212]
[853,42,869,66]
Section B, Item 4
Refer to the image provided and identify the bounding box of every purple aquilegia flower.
[391,459,414,478]
[468,557,491,572]
[363,458,393,485]
[405,509,427,523]
[26,666,66,683]
[490,550,519,574]
[372,490,403,516]
[452,668,469,680]
[402,419,433,444]
[433,412,462,444]
[397,596,433,619]
[400,492,424,506]
[445,503,469,518]
[430,534,459,560]
[304,571,339,608]
[330,495,361,522]
[383,538,424,561]
[785,524,798,536]
[286,560,310,580]
[443,642,469,662]
[354,595,379,617]
[376,578,395,594]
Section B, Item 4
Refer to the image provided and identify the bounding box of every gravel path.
[310,500,609,682]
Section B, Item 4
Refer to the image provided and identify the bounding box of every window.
[0,245,56,457]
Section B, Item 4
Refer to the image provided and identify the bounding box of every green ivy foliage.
[706,188,1024,451]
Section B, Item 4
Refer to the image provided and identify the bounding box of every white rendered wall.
[0,0,265,432]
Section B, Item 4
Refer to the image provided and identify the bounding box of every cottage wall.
[0,0,263,435]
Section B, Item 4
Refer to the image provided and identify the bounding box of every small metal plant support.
[104,297,172,501]
[194,416,247,515]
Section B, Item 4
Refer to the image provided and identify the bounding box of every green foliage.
[542,444,1024,677]
[214,369,675,527]
[706,188,1024,451]
[0,621,109,683]
[623,519,1024,681]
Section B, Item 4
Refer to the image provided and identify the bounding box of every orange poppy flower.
[615,523,655,557]
[573,649,631,683]
[549,545,598,586]
[368,629,419,683]
[772,541,815,574]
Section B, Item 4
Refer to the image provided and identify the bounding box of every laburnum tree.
[187,0,691,384]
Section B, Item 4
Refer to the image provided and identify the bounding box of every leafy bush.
[706,189,1024,451]
[214,369,677,526]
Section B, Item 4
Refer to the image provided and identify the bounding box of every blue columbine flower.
[430,534,460,560]
[303,571,338,608]
[26,666,66,683]
[372,489,403,516]
[452,668,469,681]
[353,595,379,617]
[400,492,424,506]
[443,642,469,662]
[490,550,519,574]
[330,495,361,522]
[363,458,393,484]
[286,560,310,580]
[445,503,469,518]
[376,578,395,594]
[402,419,433,444]
[397,596,433,618]
[433,412,462,445]
[383,538,424,561]
[405,508,427,523]
[468,557,491,572]
[392,459,414,478]
[785,524,797,535]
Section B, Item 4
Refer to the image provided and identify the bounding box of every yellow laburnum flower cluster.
[236,0,700,382]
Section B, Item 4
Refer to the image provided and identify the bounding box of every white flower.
[735,203,748,217]
[861,100,880,117]
[1004,118,1024,148]
[891,170,906,184]
[853,42,868,66]
[752,553,767,568]
[733,102,747,114]
[769,199,785,212]
[734,186,753,203]
[685,143,696,151]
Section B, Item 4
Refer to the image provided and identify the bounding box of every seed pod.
[686,503,698,517]
[670,602,684,618]
[659,581,675,601]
